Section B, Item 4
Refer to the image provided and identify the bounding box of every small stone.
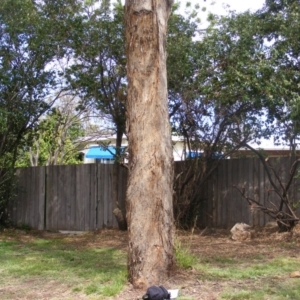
[290,271,300,278]
[230,223,253,241]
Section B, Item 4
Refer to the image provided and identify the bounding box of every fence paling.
[10,158,300,230]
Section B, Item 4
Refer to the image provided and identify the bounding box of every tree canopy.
[0,0,57,218]
[169,0,300,226]
[66,0,127,150]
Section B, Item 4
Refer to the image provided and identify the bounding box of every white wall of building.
[80,134,186,163]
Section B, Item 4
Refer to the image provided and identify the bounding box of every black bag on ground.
[142,285,170,300]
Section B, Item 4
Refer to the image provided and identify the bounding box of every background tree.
[125,0,175,287]
[66,0,128,229]
[66,0,126,152]
[16,96,86,167]
[174,0,300,231]
[257,0,300,152]
[170,10,274,227]
[167,3,200,120]
[231,0,300,231]
[0,0,67,223]
[0,0,85,224]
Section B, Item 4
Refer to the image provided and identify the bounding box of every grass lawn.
[0,229,127,299]
[1,228,300,299]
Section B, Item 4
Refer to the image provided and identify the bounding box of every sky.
[177,0,266,22]
[173,0,265,33]
[119,0,266,13]
[199,0,266,14]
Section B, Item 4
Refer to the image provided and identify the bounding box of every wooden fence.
[193,157,300,228]
[10,164,128,231]
[9,157,300,230]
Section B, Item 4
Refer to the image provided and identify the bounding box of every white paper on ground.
[168,289,179,299]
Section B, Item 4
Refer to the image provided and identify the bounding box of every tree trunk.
[125,0,175,288]
[112,127,127,231]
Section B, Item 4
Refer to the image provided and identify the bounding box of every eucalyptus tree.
[124,0,175,288]
[65,1,204,232]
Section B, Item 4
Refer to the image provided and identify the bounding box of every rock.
[290,271,300,278]
[265,221,278,227]
[230,223,253,241]
[58,230,85,235]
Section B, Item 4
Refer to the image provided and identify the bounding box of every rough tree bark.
[125,0,175,288]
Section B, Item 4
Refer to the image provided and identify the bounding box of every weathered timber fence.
[10,164,128,231]
[9,157,300,230]
[193,157,300,228]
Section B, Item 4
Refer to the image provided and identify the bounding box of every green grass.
[0,234,127,298]
[220,280,300,300]
[175,240,197,269]
[192,253,300,299]
[195,256,300,280]
[2,231,300,299]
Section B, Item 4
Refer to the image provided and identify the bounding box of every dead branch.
[244,144,281,198]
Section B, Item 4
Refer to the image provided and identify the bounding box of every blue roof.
[187,151,202,158]
[85,146,116,159]
[187,151,222,159]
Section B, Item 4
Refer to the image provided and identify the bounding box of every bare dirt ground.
[1,225,300,300]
